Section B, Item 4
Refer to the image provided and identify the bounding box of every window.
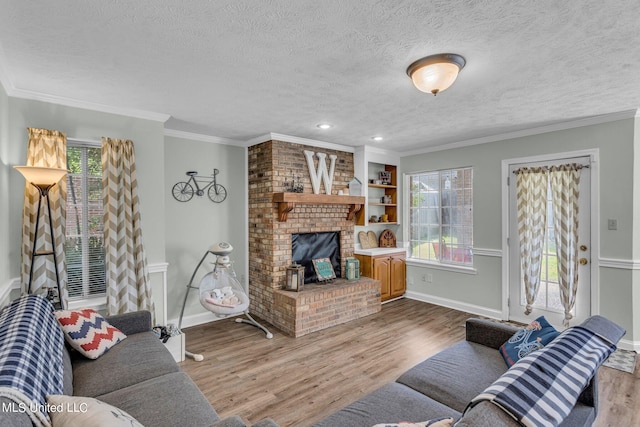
[65,144,105,299]
[408,167,473,265]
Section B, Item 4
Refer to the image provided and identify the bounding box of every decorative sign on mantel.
[304,150,337,195]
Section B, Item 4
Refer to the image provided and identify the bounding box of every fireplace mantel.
[272,192,365,222]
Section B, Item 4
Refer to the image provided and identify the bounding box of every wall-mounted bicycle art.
[172,169,227,203]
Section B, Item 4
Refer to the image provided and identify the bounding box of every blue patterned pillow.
[500,316,559,367]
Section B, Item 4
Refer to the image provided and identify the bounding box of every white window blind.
[65,144,106,298]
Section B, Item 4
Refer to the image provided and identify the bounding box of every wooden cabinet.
[389,255,406,298]
[356,251,406,301]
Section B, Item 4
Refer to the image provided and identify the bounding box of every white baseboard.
[0,278,21,307]
[405,290,504,320]
[168,310,241,330]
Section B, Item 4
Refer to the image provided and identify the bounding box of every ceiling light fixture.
[316,123,332,130]
[406,53,466,96]
[371,136,383,142]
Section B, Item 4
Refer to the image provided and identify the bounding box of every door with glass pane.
[508,157,591,327]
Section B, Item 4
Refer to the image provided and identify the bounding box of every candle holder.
[346,257,360,280]
[285,263,305,291]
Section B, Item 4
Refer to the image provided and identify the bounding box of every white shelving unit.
[354,146,400,227]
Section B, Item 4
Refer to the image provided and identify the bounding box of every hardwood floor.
[180,298,639,427]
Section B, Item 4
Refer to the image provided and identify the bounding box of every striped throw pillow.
[54,308,126,359]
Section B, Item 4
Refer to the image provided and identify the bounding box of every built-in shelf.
[368,184,397,189]
[356,163,398,226]
[272,192,365,222]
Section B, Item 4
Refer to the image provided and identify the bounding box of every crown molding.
[164,128,243,146]
[245,132,355,153]
[6,86,171,123]
[400,109,640,157]
[360,144,400,159]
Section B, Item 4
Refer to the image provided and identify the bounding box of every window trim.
[404,167,474,267]
[405,258,477,274]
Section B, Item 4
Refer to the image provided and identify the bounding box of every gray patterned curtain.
[514,167,548,315]
[549,164,582,326]
[102,137,154,320]
[21,128,68,306]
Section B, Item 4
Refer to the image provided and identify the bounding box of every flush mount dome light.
[406,53,466,95]
[316,123,333,129]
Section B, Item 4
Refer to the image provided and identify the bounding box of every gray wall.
[2,95,168,314]
[6,97,167,267]
[0,84,10,293]
[0,93,250,327]
[164,136,246,322]
[401,117,638,342]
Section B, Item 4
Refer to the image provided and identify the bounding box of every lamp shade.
[14,166,68,187]
[407,53,466,95]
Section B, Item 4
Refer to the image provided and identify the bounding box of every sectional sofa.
[314,316,625,426]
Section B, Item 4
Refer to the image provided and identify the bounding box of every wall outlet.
[427,274,433,283]
[421,274,427,282]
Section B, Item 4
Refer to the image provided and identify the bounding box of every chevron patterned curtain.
[549,164,582,326]
[102,138,154,320]
[515,167,548,315]
[21,128,68,306]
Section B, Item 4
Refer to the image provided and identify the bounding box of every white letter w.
[304,150,337,195]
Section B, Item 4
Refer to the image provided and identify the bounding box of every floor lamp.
[14,166,68,309]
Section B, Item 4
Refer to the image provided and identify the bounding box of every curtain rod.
[512,164,589,174]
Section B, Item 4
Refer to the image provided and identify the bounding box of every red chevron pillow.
[54,309,127,359]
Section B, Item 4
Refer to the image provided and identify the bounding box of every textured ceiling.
[0,1,639,152]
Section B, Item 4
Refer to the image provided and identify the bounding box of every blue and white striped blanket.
[468,326,615,427]
[0,295,64,427]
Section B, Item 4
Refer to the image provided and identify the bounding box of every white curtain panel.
[21,128,68,306]
[549,164,582,326]
[102,137,154,321]
[515,167,548,315]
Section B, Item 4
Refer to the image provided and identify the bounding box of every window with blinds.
[408,167,474,266]
[65,144,105,298]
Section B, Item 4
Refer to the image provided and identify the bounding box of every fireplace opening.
[291,232,341,283]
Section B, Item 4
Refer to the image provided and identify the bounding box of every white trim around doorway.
[500,148,600,322]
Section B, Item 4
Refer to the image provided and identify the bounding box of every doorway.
[504,153,596,328]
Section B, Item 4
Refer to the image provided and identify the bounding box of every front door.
[508,156,591,327]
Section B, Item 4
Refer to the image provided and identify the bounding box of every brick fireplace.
[248,140,381,337]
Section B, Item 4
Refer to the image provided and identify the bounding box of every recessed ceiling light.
[371,136,383,141]
[316,123,333,129]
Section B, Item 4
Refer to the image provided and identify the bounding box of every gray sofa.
[0,300,278,427]
[314,316,625,427]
